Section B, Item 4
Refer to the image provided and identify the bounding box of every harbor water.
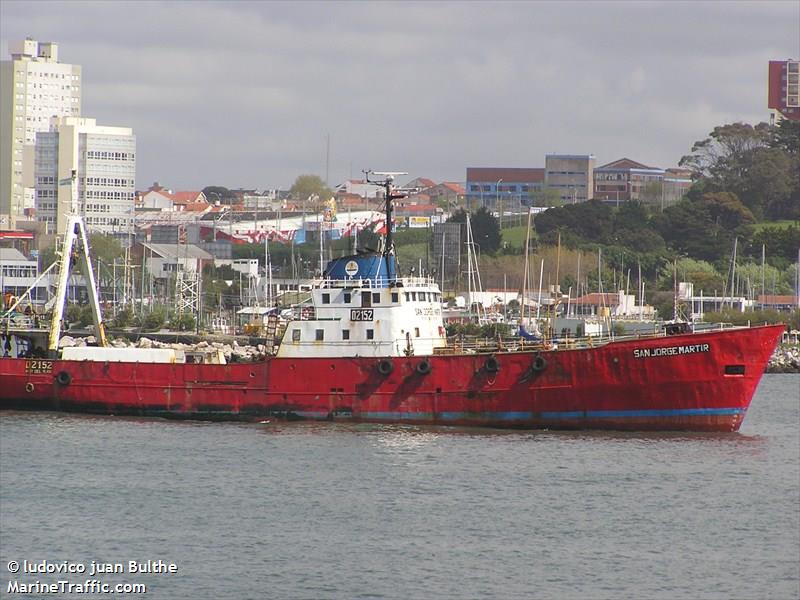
[1,375,798,599]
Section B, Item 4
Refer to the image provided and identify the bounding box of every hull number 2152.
[350,309,374,321]
[25,359,53,374]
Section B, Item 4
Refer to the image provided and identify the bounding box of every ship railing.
[317,276,438,290]
[1,314,40,330]
[440,323,745,354]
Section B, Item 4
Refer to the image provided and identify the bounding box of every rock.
[58,335,76,348]
[767,345,800,373]
[138,337,153,349]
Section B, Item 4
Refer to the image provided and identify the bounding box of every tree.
[771,118,800,156]
[447,207,502,254]
[612,201,666,252]
[89,233,124,265]
[768,119,800,219]
[678,122,795,219]
[470,207,502,254]
[289,175,332,210]
[748,225,800,268]
[202,186,237,205]
[679,122,772,184]
[742,148,796,219]
[534,200,614,247]
[657,258,724,294]
[654,192,754,262]
[528,188,563,207]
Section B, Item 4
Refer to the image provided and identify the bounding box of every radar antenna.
[364,169,407,282]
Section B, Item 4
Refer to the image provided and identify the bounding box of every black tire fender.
[55,371,72,386]
[485,356,500,373]
[377,359,394,376]
[416,359,432,375]
[532,355,547,373]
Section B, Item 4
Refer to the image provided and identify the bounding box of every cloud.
[2,0,798,190]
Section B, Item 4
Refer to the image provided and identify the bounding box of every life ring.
[377,359,394,376]
[25,382,35,393]
[416,359,432,375]
[485,356,500,373]
[55,371,72,386]
[532,355,547,373]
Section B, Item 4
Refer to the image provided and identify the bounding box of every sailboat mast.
[761,244,765,311]
[522,207,532,323]
[728,237,738,308]
[265,234,273,307]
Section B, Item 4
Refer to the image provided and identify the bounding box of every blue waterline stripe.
[583,408,744,418]
[361,408,745,421]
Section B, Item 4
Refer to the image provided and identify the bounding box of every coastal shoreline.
[767,345,800,373]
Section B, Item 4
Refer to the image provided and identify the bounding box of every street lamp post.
[496,179,503,219]
[207,192,222,241]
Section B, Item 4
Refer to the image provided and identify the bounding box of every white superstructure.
[277,276,447,358]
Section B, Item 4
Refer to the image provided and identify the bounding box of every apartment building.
[0,38,82,227]
[768,59,800,123]
[35,117,136,245]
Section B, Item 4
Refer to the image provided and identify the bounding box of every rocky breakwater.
[766,345,800,373]
[58,335,268,363]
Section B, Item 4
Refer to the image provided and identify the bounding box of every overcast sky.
[2,1,798,191]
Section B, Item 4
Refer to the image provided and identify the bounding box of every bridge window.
[344,292,351,303]
[322,293,330,304]
[292,329,301,342]
[342,329,350,340]
[315,329,324,341]
[415,327,420,337]
[361,291,371,307]
[391,292,399,303]
[372,292,380,304]
[366,329,374,340]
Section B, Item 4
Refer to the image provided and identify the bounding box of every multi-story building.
[423,182,466,208]
[0,38,82,228]
[465,168,545,210]
[594,158,691,209]
[768,59,800,123]
[544,155,595,203]
[594,158,664,204]
[34,117,136,245]
[0,247,42,302]
[662,168,693,208]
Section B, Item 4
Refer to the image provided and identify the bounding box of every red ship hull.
[0,325,784,432]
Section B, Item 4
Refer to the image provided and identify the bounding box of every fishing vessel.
[0,173,784,431]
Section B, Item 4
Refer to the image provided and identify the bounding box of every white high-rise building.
[0,38,82,228]
[35,117,136,245]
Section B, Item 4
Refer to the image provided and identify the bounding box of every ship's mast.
[48,216,108,353]
[364,170,407,282]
